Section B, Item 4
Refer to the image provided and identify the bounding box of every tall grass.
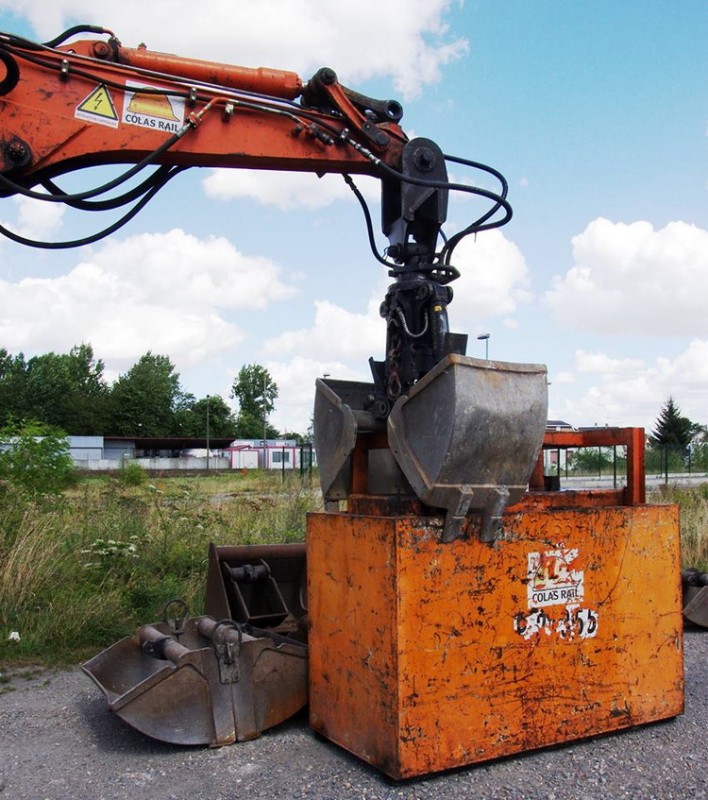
[0,471,321,665]
[1,474,706,666]
[649,483,708,571]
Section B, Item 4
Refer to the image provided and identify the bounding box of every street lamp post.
[206,394,210,471]
[477,333,491,360]
[262,374,267,464]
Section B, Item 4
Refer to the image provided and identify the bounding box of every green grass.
[1,473,705,667]
[0,470,321,666]
[648,483,708,572]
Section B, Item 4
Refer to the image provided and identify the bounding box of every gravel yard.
[0,631,705,800]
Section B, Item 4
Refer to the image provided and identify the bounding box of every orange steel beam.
[532,427,646,504]
[1,37,406,184]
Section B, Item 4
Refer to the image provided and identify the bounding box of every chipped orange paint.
[307,503,683,780]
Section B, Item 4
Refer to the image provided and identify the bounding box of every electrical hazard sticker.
[122,81,185,133]
[75,84,119,128]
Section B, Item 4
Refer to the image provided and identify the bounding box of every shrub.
[0,420,77,497]
[118,460,146,486]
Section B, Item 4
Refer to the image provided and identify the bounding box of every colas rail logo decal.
[514,547,599,641]
[527,547,584,607]
[122,81,186,133]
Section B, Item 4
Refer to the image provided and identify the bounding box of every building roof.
[105,436,234,450]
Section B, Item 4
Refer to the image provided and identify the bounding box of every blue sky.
[0,1,706,435]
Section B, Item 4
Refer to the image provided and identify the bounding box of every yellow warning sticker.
[122,81,185,134]
[75,84,119,128]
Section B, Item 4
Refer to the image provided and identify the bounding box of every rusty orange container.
[307,501,683,779]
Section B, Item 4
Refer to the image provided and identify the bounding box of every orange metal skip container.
[307,499,683,780]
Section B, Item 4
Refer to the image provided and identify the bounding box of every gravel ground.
[0,631,705,800]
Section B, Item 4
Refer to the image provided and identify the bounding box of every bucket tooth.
[313,355,548,542]
[387,354,548,541]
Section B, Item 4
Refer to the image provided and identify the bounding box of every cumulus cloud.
[3,0,466,98]
[574,350,645,375]
[203,171,380,211]
[265,355,369,434]
[446,229,533,325]
[546,218,708,336]
[262,297,384,362]
[0,228,296,369]
[1,195,65,242]
[552,341,708,429]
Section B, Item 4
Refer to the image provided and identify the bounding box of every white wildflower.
[8,631,20,642]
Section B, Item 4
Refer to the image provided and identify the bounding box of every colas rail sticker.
[514,547,599,641]
[122,80,186,133]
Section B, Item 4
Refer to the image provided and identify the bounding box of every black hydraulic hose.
[0,125,192,203]
[42,25,112,48]
[0,172,177,249]
[438,153,511,264]
[343,142,512,269]
[41,165,185,211]
[342,174,392,267]
[361,151,512,233]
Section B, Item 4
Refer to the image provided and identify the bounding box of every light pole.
[262,373,267,447]
[477,333,490,360]
[205,394,210,471]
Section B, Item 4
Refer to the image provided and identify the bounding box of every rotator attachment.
[313,354,548,541]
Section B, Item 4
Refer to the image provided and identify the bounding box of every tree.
[171,394,237,438]
[567,447,614,475]
[0,345,110,434]
[109,352,182,436]
[196,395,238,438]
[0,349,28,426]
[231,364,279,439]
[650,397,700,447]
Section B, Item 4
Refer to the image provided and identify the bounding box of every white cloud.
[546,218,708,336]
[4,0,466,98]
[446,229,533,324]
[203,171,380,211]
[262,297,384,362]
[574,350,645,375]
[265,355,369,434]
[92,229,296,309]
[0,228,295,369]
[552,340,708,430]
[1,195,65,241]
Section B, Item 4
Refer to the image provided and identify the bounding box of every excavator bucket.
[314,354,548,542]
[204,542,307,637]
[82,616,307,746]
[83,544,308,746]
[682,568,708,628]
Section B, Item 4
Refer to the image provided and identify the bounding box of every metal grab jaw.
[682,568,708,628]
[82,544,308,747]
[82,615,307,746]
[314,354,548,542]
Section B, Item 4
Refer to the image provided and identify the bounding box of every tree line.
[0,344,288,440]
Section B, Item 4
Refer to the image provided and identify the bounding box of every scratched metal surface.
[308,507,683,779]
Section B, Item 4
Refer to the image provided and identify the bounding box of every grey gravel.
[0,631,705,800]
